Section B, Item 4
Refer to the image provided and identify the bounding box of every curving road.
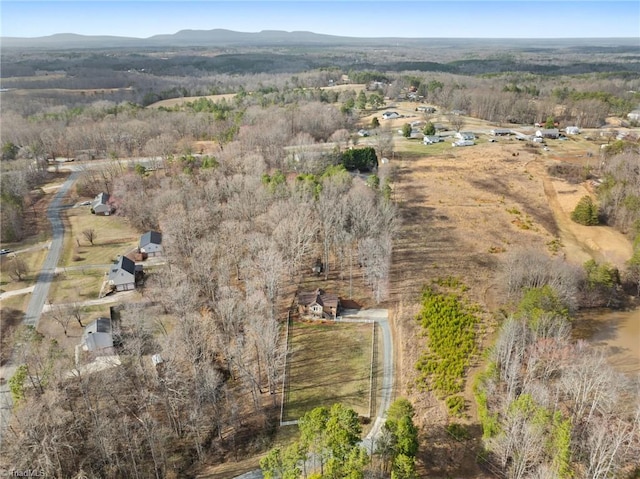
[23,173,79,327]
[0,172,78,446]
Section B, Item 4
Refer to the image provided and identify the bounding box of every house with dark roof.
[139,231,163,257]
[490,128,511,136]
[536,128,560,139]
[297,288,340,320]
[91,192,114,216]
[455,131,476,141]
[108,255,137,291]
[382,111,400,120]
[80,317,114,354]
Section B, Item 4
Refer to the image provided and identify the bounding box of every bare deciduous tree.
[8,256,28,282]
[82,228,97,246]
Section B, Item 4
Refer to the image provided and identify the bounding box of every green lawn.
[62,207,139,267]
[47,269,106,303]
[396,138,454,155]
[283,320,375,421]
[0,248,48,292]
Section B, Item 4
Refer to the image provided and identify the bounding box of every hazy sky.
[1,1,639,39]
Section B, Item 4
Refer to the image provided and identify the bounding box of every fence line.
[368,321,377,419]
[279,310,292,426]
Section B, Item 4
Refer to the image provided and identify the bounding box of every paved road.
[23,173,79,327]
[0,172,78,446]
[233,309,394,479]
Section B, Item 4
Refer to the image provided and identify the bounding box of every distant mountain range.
[2,29,638,50]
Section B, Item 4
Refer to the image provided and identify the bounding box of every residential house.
[423,135,442,145]
[536,129,560,139]
[452,140,475,147]
[80,317,114,354]
[92,192,114,216]
[108,255,138,292]
[382,111,400,120]
[367,81,386,91]
[297,288,340,320]
[139,231,162,257]
[565,126,580,135]
[416,106,436,113]
[627,109,640,122]
[490,128,511,136]
[455,131,476,141]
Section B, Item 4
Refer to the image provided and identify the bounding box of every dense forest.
[1,40,639,478]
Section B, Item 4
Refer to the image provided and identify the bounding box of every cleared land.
[381,105,638,478]
[283,320,375,422]
[61,206,139,268]
[148,83,367,109]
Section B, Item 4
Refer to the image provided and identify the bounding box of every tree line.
[475,249,640,478]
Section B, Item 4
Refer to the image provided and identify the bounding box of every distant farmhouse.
[297,289,340,320]
[382,111,400,120]
[423,135,442,145]
[536,128,560,139]
[490,128,511,136]
[455,131,476,141]
[627,108,640,122]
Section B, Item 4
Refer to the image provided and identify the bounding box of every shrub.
[445,395,466,417]
[415,286,478,397]
[341,147,378,171]
[571,195,599,225]
[446,422,471,441]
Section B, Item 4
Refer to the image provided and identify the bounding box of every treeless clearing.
[47,269,106,304]
[283,320,374,421]
[148,83,367,109]
[385,112,636,478]
[61,207,139,267]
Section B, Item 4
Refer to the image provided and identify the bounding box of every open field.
[47,269,106,304]
[149,83,367,109]
[0,247,48,293]
[61,206,139,267]
[383,108,638,478]
[283,320,375,421]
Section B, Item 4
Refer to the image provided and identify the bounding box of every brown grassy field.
[283,320,375,421]
[148,83,367,109]
[61,206,139,267]
[381,107,638,478]
[0,247,48,292]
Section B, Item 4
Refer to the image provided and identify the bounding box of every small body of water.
[574,307,640,374]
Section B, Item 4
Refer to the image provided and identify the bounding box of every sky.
[1,1,639,39]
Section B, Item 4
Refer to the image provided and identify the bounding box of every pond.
[574,307,640,374]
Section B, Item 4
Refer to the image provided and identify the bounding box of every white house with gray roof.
[91,192,114,216]
[108,256,137,291]
[81,317,114,353]
[139,231,163,257]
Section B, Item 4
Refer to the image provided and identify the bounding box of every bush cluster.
[415,286,478,397]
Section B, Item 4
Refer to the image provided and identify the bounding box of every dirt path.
[528,158,632,270]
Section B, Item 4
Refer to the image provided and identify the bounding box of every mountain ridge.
[2,29,638,50]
